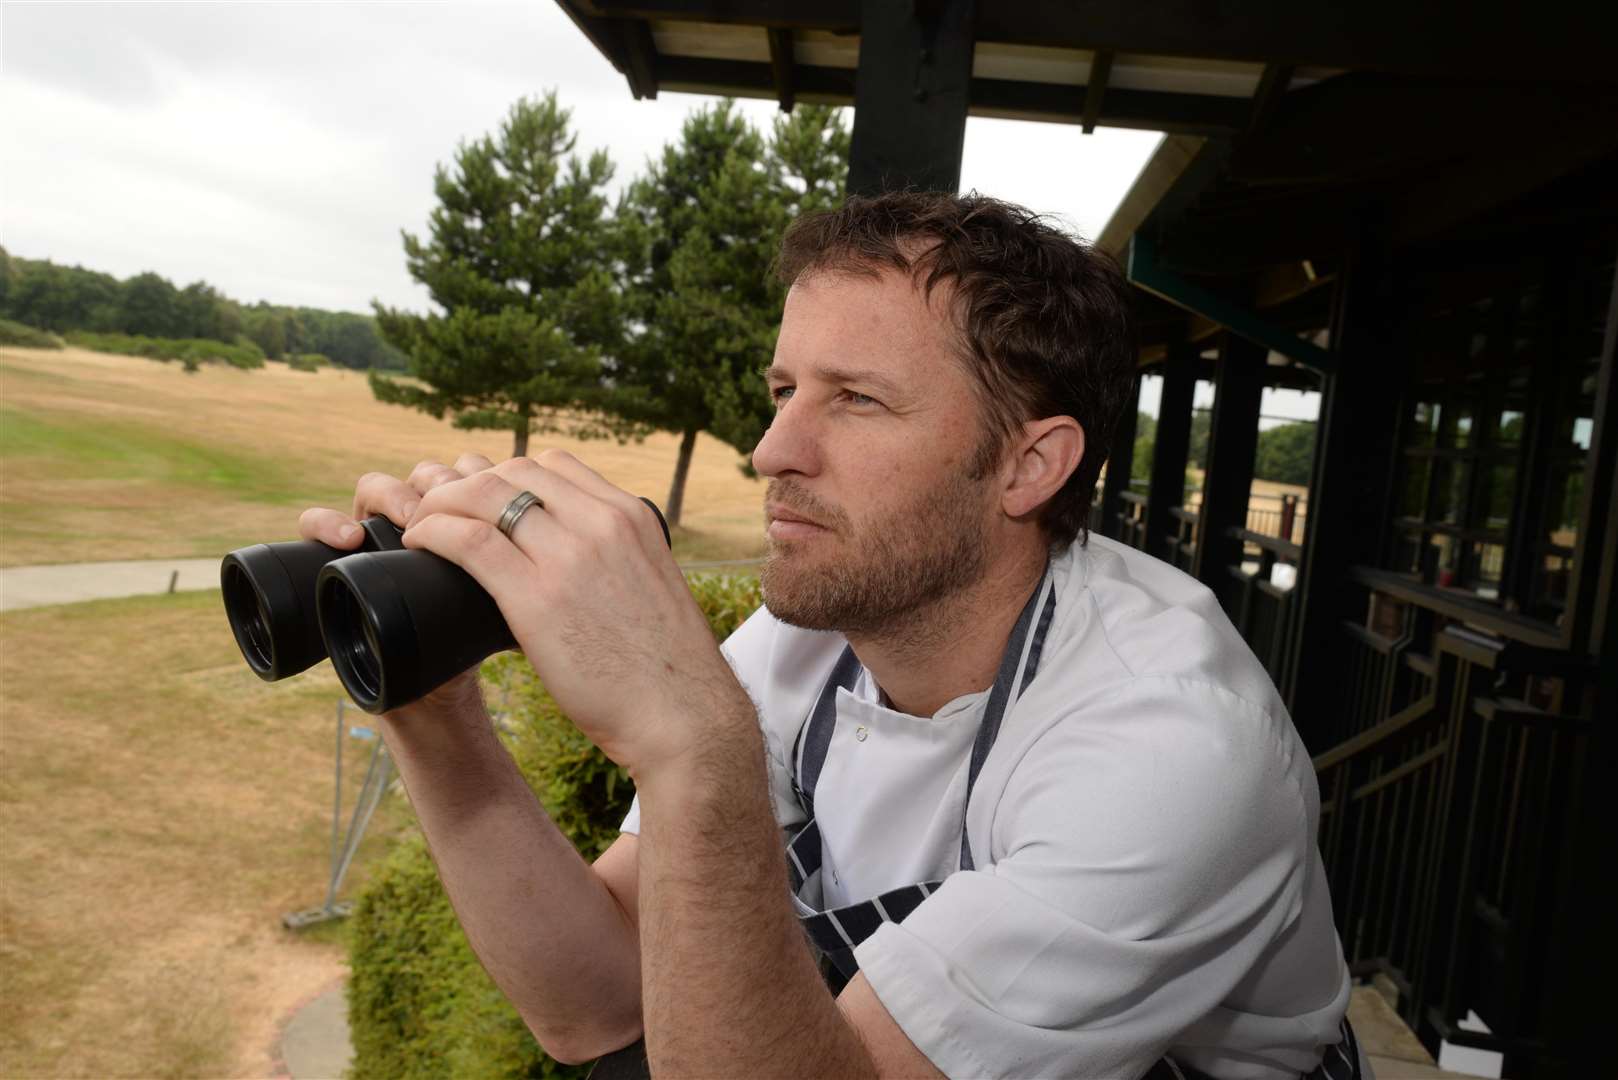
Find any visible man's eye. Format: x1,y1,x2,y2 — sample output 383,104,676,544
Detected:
845,391,878,407
770,386,794,405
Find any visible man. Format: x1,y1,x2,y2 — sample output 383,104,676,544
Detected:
300,192,1359,1078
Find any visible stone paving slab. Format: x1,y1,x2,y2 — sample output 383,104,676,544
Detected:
280,986,352,1080
0,557,223,611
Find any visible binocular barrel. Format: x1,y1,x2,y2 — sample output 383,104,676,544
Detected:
221,498,670,715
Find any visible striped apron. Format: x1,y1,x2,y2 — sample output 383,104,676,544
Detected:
592,568,1361,1079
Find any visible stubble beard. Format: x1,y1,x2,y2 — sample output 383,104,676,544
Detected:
759,468,994,639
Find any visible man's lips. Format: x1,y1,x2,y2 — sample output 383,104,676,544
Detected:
766,504,830,539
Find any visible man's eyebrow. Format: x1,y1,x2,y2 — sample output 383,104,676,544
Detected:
763,364,906,397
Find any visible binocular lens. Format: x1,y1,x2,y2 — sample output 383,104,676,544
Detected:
222,560,275,675
320,572,384,710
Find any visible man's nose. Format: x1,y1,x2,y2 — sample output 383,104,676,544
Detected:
752,400,821,478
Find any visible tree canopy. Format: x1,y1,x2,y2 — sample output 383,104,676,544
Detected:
370,93,633,457
615,102,849,525
0,245,406,371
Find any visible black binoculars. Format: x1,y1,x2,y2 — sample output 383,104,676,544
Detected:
221,499,669,714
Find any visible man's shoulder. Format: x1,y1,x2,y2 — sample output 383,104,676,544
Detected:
1055,536,1285,714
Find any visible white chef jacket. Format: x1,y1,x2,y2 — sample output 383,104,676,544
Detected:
622,535,1352,1079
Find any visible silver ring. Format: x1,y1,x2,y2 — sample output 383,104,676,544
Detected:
496,490,543,539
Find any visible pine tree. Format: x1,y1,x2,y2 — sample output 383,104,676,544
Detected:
616,102,849,527
371,93,632,456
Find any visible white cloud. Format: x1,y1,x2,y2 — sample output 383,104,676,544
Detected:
1,1,1160,314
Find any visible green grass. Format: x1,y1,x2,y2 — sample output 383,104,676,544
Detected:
0,404,309,504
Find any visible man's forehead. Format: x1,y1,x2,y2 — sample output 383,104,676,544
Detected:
782,266,958,343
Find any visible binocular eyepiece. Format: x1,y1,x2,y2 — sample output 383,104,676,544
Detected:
222,499,670,714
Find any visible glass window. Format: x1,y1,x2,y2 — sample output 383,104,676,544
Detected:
1400,460,1431,519
1483,465,1516,530
1431,460,1469,525
1410,401,1441,448
1496,409,1524,445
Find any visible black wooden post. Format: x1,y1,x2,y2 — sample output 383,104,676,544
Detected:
1146,344,1197,563
1194,333,1266,596
846,0,975,195
1285,220,1405,740
1097,374,1140,540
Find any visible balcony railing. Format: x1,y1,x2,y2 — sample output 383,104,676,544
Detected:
1312,572,1592,1078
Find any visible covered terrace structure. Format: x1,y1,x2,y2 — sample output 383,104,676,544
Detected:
555,3,1616,1075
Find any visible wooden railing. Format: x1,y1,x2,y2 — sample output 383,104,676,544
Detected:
1116,490,1149,552
1216,527,1303,694
1311,573,1592,1078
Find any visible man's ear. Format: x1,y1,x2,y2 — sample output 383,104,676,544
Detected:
1001,416,1085,520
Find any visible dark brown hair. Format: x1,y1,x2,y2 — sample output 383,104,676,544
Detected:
776,190,1137,547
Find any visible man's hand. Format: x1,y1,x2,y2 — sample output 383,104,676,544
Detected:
296,453,498,714
396,449,748,776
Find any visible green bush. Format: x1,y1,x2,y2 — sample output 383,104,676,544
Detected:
347,572,762,1080
0,318,64,349
285,352,331,373
63,330,265,370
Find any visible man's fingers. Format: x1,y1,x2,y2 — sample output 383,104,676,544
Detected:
407,469,559,554
298,507,365,548
505,450,671,556
453,452,495,476
353,471,424,527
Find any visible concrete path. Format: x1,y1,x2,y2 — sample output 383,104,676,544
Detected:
0,557,222,611
280,986,352,1080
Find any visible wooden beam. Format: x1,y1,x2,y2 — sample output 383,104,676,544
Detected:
1128,234,1336,373
570,0,1618,82
1194,333,1266,592
1246,63,1292,134
1146,344,1197,563
970,77,1246,136
620,19,659,100
1080,50,1113,135
766,26,795,112
847,0,975,194
1285,218,1405,734
1097,134,1206,256
1098,375,1140,538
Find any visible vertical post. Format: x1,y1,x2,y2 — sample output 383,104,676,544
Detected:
1098,373,1140,541
1287,218,1405,735
846,0,975,195
1146,344,1197,563
1280,493,1298,542
1194,332,1266,594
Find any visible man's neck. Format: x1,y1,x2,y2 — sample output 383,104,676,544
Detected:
846,532,1050,718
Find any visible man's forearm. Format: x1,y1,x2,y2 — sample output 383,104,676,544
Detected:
634,696,877,1078
380,684,642,1062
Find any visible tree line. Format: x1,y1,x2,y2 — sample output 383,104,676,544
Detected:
1131,410,1317,489
0,249,408,371
372,92,850,525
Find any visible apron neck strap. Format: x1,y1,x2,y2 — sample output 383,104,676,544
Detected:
791,562,1059,868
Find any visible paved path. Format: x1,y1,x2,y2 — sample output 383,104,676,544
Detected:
280,986,352,1080
0,557,222,612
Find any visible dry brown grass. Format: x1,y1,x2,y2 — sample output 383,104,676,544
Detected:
0,345,773,1076
0,589,406,1077
0,346,767,567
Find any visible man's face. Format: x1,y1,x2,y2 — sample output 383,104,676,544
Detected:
752,269,1001,635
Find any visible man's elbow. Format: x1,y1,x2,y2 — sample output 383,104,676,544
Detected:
529,1013,644,1067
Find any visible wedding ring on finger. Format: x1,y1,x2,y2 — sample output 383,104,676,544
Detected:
496,490,544,540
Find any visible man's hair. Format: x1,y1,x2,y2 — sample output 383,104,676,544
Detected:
775,190,1138,547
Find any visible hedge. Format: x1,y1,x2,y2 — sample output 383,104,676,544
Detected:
347,571,763,1080
0,317,65,349
63,330,265,371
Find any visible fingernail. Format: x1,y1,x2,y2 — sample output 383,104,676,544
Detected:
339,523,362,543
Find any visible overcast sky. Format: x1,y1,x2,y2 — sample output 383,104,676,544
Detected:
1,1,1162,316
